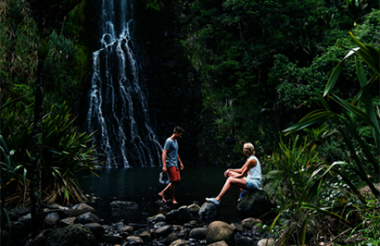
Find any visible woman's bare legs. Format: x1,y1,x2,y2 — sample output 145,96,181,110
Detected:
214,177,248,202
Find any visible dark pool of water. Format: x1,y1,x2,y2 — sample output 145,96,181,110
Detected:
77,165,248,225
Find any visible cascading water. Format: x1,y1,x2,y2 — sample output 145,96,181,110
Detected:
86,0,162,167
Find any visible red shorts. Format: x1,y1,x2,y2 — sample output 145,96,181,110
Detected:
167,166,180,182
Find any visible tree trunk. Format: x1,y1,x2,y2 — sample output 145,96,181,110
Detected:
30,57,44,236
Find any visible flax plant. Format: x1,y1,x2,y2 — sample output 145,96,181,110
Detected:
271,33,380,245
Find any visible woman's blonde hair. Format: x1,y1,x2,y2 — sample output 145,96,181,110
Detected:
243,142,255,156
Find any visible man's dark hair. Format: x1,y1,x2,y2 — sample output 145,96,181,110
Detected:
173,126,184,134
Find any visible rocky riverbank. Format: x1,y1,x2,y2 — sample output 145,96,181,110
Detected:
2,190,277,246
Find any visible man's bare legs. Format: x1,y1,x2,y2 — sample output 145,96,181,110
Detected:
158,183,171,202
214,177,248,202
158,181,179,204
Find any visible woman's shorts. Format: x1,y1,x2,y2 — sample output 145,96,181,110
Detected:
167,166,180,182
245,178,262,191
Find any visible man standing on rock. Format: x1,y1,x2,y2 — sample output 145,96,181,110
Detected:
158,126,185,204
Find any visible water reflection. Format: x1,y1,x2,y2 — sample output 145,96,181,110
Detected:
78,165,245,224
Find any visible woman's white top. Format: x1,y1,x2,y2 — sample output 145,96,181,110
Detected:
246,155,261,180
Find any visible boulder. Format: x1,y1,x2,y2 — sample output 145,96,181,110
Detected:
44,224,99,246
18,213,32,223
166,232,180,245
127,236,144,245
147,213,166,223
83,223,105,242
207,241,229,246
170,239,189,246
206,221,234,244
231,223,244,232
262,170,283,200
48,203,62,209
69,203,96,217
46,212,60,227
257,238,276,246
154,221,167,229
74,212,100,224
187,203,200,216
237,190,274,217
119,225,134,233
109,200,138,209
9,206,30,216
198,202,217,219
29,229,52,246
241,218,262,228
7,211,20,221
166,206,193,223
189,227,207,239
155,225,172,236
138,231,151,242
113,222,125,231
58,217,75,227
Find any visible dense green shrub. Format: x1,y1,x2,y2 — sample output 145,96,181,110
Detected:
1,100,99,206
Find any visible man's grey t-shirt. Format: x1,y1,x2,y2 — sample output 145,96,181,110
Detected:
164,138,178,168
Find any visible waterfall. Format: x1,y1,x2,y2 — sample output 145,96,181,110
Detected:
86,0,162,167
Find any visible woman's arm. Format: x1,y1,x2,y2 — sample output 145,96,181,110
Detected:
225,159,256,178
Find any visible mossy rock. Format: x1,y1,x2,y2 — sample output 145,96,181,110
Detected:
263,170,283,200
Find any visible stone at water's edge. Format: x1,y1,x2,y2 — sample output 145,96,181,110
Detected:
207,240,229,246
74,212,100,224
147,213,166,223
170,239,188,246
198,202,217,219
166,205,194,223
188,203,201,216
206,221,234,244
257,238,276,246
189,227,207,239
237,190,275,217
45,224,99,246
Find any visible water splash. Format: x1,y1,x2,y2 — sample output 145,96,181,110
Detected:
87,0,162,167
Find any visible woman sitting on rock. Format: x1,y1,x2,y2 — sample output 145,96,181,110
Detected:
206,143,262,205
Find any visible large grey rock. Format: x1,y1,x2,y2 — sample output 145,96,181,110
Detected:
206,221,234,244
165,232,180,245
138,231,151,242
29,229,52,246
155,225,172,236
109,200,138,209
70,203,96,217
170,239,189,246
9,206,30,216
263,170,283,200
127,236,144,245
83,223,105,242
241,218,262,228
189,227,207,239
58,217,75,227
112,222,125,231
74,212,100,224
198,202,217,219
44,224,99,246
166,206,193,223
46,212,60,227
147,213,166,223
187,203,200,216
119,225,134,233
18,213,32,223
257,238,276,246
237,190,274,217
207,241,229,246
